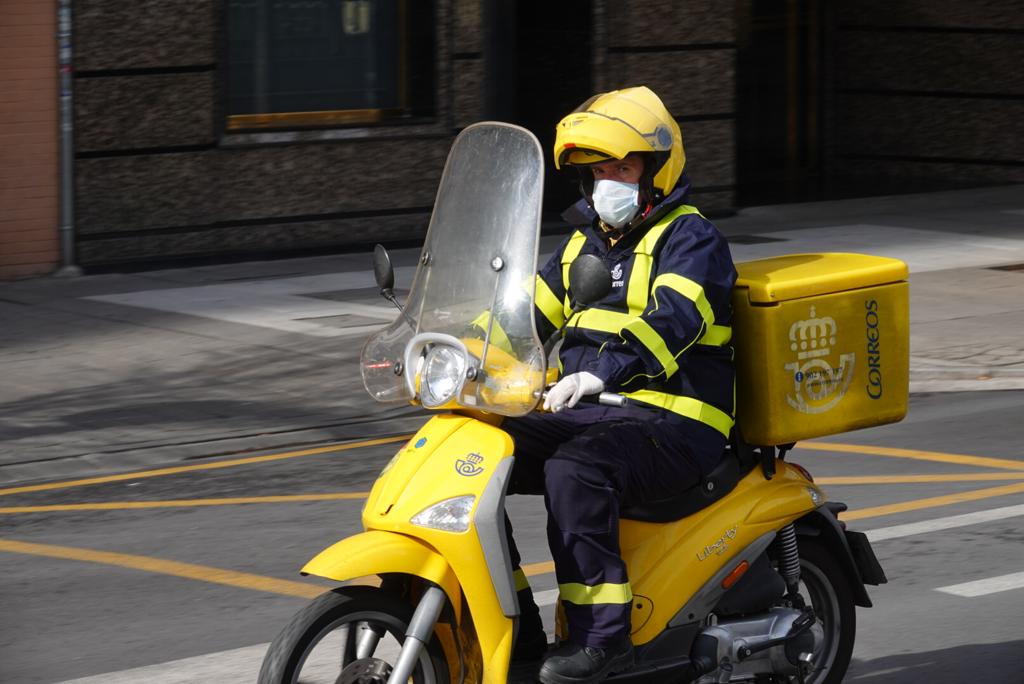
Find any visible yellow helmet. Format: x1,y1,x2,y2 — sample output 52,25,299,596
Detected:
553,86,685,195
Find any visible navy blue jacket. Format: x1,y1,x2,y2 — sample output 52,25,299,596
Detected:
534,175,738,461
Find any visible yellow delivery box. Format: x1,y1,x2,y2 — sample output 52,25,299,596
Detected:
732,253,909,446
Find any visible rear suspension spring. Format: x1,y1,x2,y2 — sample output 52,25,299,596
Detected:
777,524,801,591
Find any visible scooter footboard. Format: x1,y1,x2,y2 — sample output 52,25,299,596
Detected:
302,530,462,620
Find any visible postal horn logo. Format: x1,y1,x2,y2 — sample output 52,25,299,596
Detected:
455,452,485,477
784,306,855,414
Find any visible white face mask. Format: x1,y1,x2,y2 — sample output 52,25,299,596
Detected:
591,179,640,229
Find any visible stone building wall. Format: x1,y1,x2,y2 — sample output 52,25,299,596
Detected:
5,1,1021,273
831,0,1024,190
603,0,737,212
72,0,458,267
0,0,59,279
68,0,740,268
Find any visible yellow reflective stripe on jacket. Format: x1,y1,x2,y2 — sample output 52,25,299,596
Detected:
535,274,565,329
570,305,729,349
634,206,702,256
559,582,633,605
568,307,630,334
560,231,588,276
560,231,588,317
650,272,732,349
626,205,702,315
651,273,714,323
560,205,702,316
513,568,531,592
701,324,732,346
624,389,735,437
626,253,652,315
470,311,513,355
621,317,679,377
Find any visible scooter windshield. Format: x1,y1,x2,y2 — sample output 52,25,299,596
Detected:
361,123,547,416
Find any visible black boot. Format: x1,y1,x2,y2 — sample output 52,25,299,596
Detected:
538,636,634,684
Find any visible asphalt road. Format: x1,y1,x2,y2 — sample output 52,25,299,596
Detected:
1,391,1023,684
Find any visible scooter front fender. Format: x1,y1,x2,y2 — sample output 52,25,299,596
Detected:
302,530,462,622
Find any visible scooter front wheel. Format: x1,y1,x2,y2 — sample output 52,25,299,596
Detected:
257,585,450,684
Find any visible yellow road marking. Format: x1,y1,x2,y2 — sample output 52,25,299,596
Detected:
801,441,1024,472
4,440,1022,593
818,473,1024,485
0,493,370,514
5,480,1024,596
4,472,1023,515
0,435,412,498
0,538,325,598
841,481,1024,521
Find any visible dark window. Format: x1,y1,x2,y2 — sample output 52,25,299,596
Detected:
226,0,435,130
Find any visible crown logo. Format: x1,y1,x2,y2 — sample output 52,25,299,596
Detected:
784,306,855,415
788,306,838,361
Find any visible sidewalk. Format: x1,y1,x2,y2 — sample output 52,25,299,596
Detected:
1,185,1022,484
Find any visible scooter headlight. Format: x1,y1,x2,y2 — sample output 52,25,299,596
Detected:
807,486,825,507
420,345,468,408
410,495,476,532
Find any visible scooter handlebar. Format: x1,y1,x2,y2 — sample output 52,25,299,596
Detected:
539,390,628,410
595,392,628,407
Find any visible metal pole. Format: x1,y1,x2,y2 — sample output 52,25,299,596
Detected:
55,0,81,276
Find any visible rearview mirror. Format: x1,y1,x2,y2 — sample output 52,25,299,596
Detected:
373,243,395,292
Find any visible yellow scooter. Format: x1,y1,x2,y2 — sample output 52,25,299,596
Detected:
258,123,898,684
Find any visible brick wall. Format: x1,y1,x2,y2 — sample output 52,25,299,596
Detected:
0,0,59,280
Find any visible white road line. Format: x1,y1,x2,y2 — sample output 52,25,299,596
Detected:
56,642,270,683
57,637,410,684
863,503,1024,542
936,571,1024,598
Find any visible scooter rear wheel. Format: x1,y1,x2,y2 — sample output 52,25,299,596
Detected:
257,585,450,684
798,541,856,684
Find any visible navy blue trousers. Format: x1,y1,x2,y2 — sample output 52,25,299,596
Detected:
503,405,722,648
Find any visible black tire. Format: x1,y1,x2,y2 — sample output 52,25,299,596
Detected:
257,585,450,684
798,540,857,684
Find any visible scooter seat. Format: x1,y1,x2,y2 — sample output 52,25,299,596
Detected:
620,448,748,523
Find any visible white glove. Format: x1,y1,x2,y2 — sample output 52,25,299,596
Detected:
543,371,605,412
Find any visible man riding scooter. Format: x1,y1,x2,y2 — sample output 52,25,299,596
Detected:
260,108,900,684
502,86,739,684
